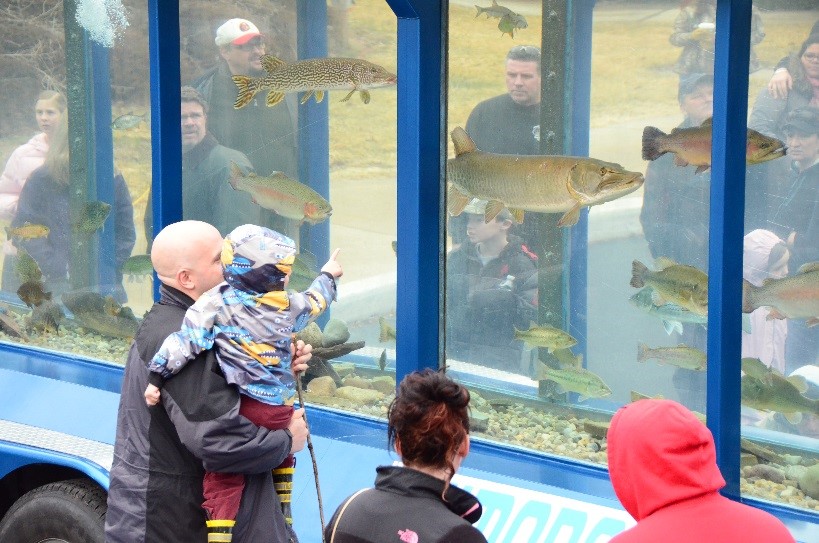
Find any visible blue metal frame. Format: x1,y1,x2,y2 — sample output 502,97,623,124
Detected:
707,0,752,500
387,0,443,384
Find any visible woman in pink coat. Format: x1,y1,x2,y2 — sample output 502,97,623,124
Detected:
0,90,65,291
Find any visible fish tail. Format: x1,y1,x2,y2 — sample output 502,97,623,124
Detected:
228,162,243,189
741,279,756,314
642,126,667,161
637,342,649,363
232,76,260,109
474,5,484,17
630,260,648,288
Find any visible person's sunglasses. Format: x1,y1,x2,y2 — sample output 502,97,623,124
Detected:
233,39,265,52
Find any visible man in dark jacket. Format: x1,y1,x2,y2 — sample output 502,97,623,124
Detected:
446,200,538,373
105,220,310,543
192,18,299,239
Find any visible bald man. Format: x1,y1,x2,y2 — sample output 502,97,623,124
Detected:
106,221,310,543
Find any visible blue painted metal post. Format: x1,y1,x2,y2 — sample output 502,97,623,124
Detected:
708,0,752,500
567,0,595,364
297,0,330,265
386,0,442,383
147,0,182,299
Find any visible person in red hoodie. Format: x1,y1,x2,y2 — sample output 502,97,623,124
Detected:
606,399,795,543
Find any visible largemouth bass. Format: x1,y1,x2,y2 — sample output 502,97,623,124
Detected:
630,258,708,316
533,362,612,402
447,127,643,227
741,373,819,424
642,117,786,173
229,163,332,225
233,55,397,108
741,262,819,326
637,342,707,371
514,322,577,352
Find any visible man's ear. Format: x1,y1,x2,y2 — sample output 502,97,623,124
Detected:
177,268,194,290
394,436,402,457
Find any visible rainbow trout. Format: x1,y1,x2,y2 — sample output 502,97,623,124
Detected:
642,117,786,173
228,163,332,225
446,127,644,227
233,55,397,108
742,262,819,326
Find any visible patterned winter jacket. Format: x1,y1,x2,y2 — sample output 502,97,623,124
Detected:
147,224,336,405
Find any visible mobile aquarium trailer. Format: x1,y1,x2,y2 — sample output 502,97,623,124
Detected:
0,1,817,542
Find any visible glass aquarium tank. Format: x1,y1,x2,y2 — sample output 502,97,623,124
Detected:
0,0,815,523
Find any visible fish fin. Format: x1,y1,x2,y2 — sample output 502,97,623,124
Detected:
695,165,710,174
655,256,677,269
807,317,819,328
447,185,471,216
673,155,689,167
266,91,285,107
741,313,752,334
300,91,313,105
341,89,356,102
232,76,258,109
360,90,371,104
260,54,286,74
650,289,668,307
451,127,478,155
796,262,819,274
577,395,589,403
637,342,648,362
784,412,803,425
787,375,809,394
663,320,683,335
741,279,756,313
700,117,712,127
509,208,525,224
315,90,325,103
228,162,244,190
484,200,505,222
630,260,648,288
641,126,667,161
557,204,581,227
766,308,786,320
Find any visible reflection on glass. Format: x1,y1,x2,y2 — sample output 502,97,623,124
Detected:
175,1,398,414
445,1,818,513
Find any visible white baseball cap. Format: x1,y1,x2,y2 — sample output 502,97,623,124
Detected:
215,18,261,47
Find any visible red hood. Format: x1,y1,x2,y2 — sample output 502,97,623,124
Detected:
607,399,725,521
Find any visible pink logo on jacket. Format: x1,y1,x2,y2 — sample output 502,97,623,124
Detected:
397,529,419,543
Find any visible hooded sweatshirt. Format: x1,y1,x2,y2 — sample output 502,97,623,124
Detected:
0,132,48,220
147,224,336,405
607,399,795,543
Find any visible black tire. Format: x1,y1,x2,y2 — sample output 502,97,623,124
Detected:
0,478,107,543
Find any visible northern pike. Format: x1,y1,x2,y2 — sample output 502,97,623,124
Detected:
229,163,332,225
447,127,644,227
637,342,707,371
533,362,612,402
741,262,819,326
232,55,397,108
630,257,708,316
642,117,786,173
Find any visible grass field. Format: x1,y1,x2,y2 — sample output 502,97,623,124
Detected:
0,2,816,286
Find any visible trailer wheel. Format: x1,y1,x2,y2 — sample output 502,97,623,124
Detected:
0,478,106,543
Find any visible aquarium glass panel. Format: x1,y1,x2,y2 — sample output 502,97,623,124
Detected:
178,0,398,415
446,0,818,514
0,1,145,365
741,1,819,513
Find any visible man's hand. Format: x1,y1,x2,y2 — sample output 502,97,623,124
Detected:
768,69,792,100
144,384,161,406
321,248,343,279
291,339,312,376
288,408,308,454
